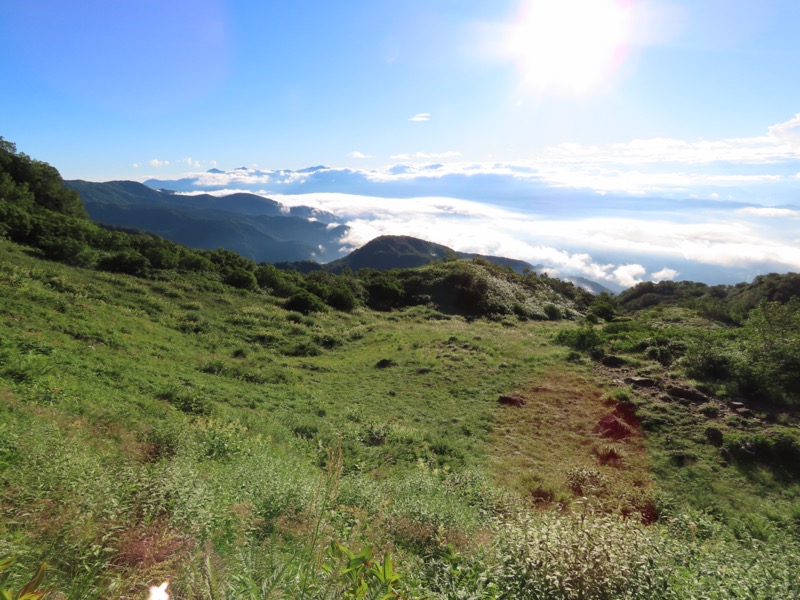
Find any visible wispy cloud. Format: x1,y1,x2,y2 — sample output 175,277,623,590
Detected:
546,132,798,166
147,114,800,287
391,151,462,160
144,115,800,202
408,113,431,122
768,112,800,144
180,157,202,168
149,158,169,168
736,207,800,218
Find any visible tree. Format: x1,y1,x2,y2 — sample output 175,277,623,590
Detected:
0,137,86,218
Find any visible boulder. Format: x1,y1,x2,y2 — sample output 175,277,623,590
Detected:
625,376,659,388
498,393,526,407
666,386,708,403
601,355,626,368
705,427,724,447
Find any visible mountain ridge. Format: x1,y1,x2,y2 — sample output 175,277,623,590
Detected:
65,179,347,263
319,235,613,294
66,180,612,292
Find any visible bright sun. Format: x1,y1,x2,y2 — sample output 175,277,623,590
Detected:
507,0,631,95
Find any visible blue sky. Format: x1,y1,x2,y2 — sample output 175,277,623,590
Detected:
2,0,800,288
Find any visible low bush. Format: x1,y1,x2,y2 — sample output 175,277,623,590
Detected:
284,290,327,314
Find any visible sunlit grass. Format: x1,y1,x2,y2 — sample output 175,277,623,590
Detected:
1,238,799,597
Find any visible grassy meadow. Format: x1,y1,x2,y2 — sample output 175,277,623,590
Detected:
1,237,800,599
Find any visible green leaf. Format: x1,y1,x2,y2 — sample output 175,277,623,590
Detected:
18,563,46,598
0,556,15,575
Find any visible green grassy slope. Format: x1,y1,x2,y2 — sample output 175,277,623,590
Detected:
1,238,799,599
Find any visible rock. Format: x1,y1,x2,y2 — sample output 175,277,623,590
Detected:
735,407,754,418
601,355,626,368
498,393,526,407
625,376,659,388
666,386,708,403
705,427,724,447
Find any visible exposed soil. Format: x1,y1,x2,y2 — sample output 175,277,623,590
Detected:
489,366,653,520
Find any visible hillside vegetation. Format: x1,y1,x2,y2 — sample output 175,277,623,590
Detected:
2,138,800,598
64,180,348,264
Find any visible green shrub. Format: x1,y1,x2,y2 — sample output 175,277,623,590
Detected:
97,250,150,275
157,386,211,415
284,290,327,314
555,326,603,353
325,285,358,312
195,418,248,460
224,268,258,290
544,303,563,320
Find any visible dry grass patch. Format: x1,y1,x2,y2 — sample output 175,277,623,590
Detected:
489,365,653,518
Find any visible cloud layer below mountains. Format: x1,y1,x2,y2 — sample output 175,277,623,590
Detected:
169,182,800,290
150,115,800,289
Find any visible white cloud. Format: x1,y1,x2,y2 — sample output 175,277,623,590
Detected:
651,267,679,282
391,151,462,160
181,157,202,168
736,207,800,218
148,113,800,286
132,163,140,168
611,264,647,288
141,114,800,204
263,191,800,287
767,112,800,144
546,113,800,166
162,160,800,284
149,158,169,168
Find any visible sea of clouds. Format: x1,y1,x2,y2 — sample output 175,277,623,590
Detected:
146,114,800,290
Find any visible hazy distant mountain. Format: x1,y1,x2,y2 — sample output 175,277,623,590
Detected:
551,274,613,295
67,180,338,222
65,180,348,263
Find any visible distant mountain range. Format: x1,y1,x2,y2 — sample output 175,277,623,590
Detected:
65,180,611,294
65,180,348,263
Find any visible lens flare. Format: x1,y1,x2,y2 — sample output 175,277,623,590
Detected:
148,581,170,600
507,0,631,95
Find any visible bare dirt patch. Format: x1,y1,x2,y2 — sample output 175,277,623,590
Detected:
489,365,653,518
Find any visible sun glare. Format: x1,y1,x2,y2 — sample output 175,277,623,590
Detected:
507,0,631,95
